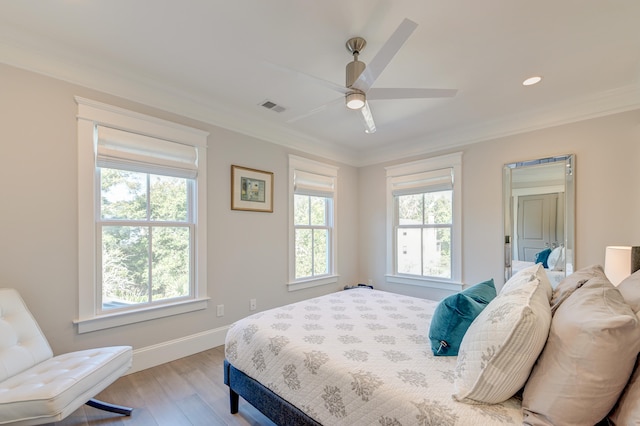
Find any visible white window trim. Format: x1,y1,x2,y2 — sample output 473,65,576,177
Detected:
288,155,339,291
75,97,209,333
385,152,463,292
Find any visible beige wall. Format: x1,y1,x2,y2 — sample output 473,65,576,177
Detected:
2,61,640,362
358,109,640,297
0,63,359,357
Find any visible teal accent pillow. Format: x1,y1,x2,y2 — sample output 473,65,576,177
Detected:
428,278,496,356
535,248,552,268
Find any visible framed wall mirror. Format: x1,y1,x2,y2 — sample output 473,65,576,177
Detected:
503,154,575,286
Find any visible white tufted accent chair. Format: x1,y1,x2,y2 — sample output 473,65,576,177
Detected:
0,288,133,425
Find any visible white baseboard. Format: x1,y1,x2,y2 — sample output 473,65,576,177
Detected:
128,325,230,374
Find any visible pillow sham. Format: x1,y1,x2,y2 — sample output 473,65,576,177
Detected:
428,279,496,356
452,276,552,404
549,264,603,314
617,269,640,313
547,246,565,271
609,356,640,424
501,262,550,294
522,275,640,425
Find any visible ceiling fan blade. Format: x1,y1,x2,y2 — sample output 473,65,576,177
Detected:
360,101,377,134
367,87,458,100
352,18,418,93
286,97,343,123
263,60,347,95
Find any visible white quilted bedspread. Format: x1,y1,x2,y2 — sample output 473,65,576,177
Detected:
225,289,523,425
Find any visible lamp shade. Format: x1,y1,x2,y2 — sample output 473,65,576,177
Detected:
605,246,640,286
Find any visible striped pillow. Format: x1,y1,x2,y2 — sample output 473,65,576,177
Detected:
452,276,552,404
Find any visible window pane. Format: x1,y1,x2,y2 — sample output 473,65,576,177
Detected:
100,169,147,220
398,194,423,225
423,227,451,278
397,228,421,275
150,175,188,221
102,225,149,309
310,196,327,226
295,228,312,279
152,226,190,301
425,190,452,224
313,229,328,275
294,194,309,225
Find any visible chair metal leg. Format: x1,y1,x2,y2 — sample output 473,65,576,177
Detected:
86,398,133,416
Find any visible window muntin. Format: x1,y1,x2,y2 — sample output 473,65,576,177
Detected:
294,194,331,279
395,190,452,278
288,155,338,290
99,168,193,312
76,97,209,333
386,153,462,289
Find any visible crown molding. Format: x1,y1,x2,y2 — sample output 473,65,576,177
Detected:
2,31,639,168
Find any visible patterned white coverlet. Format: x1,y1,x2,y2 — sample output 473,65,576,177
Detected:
225,289,523,425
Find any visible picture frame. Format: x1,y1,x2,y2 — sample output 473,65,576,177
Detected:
231,165,274,212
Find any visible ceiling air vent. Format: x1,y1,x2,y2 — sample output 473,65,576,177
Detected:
260,100,286,113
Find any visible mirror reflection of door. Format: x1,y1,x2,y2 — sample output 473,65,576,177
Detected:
517,193,564,262
503,154,575,284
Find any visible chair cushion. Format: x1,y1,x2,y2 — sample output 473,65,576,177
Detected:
0,346,132,424
0,289,53,382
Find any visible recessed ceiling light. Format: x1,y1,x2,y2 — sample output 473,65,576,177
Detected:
522,76,542,86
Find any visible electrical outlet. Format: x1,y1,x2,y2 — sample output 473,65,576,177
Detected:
250,299,257,311
368,278,373,286
216,304,224,317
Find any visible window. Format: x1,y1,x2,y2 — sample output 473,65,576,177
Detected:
386,153,462,291
76,97,209,333
288,155,338,291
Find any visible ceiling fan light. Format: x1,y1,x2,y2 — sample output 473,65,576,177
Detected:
522,76,542,86
346,92,365,110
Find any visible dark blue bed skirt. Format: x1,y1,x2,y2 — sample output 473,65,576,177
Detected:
224,359,322,425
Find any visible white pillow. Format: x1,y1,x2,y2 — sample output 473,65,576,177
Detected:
524,276,640,425
453,276,552,404
501,262,551,294
547,246,565,271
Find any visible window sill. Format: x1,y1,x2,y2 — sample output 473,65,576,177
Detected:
288,275,338,292
74,297,210,334
386,274,463,292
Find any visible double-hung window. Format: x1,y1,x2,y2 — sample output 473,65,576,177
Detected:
386,153,462,291
288,155,338,291
76,97,209,333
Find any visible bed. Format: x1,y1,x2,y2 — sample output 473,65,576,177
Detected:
511,246,570,288
224,288,522,425
224,264,640,426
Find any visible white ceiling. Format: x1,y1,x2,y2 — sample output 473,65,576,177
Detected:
1,1,639,166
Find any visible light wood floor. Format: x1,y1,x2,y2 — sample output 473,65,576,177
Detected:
52,346,277,426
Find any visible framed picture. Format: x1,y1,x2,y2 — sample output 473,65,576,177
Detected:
231,165,274,212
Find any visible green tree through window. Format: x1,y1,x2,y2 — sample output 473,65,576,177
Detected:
100,168,192,310
294,194,330,279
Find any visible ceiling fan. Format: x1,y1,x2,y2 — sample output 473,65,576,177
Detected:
288,18,458,134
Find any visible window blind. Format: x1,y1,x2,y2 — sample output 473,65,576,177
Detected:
390,168,453,196
294,170,335,198
96,125,198,179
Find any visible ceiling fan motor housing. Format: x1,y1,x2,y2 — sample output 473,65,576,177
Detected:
346,60,365,89
345,36,367,89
